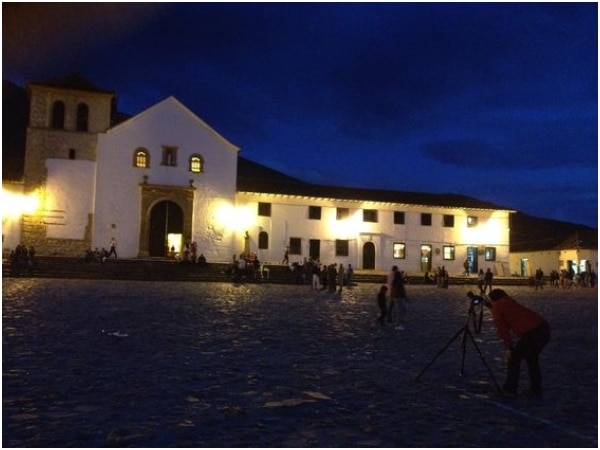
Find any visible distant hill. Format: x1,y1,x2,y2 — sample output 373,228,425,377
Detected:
3,78,597,251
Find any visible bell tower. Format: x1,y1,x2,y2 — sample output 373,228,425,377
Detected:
22,74,115,255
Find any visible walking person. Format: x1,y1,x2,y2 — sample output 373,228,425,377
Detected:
488,289,551,397
477,269,485,294
282,247,289,265
107,237,117,259
392,268,408,330
376,285,388,325
483,268,493,294
337,263,345,294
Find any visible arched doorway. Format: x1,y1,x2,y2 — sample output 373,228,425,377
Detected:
149,201,184,257
363,242,375,269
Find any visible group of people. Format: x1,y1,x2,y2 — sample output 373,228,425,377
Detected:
376,265,408,330
290,258,354,293
548,268,596,289
8,244,36,275
85,237,118,263
227,252,263,282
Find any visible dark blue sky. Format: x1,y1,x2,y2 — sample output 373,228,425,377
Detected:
3,3,598,227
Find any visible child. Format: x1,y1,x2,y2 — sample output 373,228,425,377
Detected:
376,285,388,325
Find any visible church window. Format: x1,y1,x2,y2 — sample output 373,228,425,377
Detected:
134,148,150,168
189,154,204,173
161,146,178,166
76,103,89,131
51,101,65,129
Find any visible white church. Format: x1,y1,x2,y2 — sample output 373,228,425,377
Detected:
2,76,513,275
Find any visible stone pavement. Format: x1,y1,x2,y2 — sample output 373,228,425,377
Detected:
2,279,597,447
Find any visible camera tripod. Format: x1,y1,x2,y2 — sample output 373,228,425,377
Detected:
415,302,501,391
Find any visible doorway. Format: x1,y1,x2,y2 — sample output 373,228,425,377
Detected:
363,242,375,269
420,244,432,273
466,246,479,274
149,201,184,257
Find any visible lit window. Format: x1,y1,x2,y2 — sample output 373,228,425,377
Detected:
443,245,455,260
189,154,204,173
467,216,478,227
485,247,496,261
393,243,406,259
134,148,150,168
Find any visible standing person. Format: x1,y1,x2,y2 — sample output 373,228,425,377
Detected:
107,237,117,259
534,268,544,290
392,268,408,330
376,285,388,325
327,263,338,293
311,263,321,290
386,266,397,324
477,269,485,294
463,259,470,276
337,264,345,294
483,268,494,294
488,289,551,397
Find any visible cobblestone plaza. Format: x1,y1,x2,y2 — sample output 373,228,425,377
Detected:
2,279,597,447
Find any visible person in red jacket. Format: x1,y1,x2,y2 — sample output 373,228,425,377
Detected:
488,289,551,397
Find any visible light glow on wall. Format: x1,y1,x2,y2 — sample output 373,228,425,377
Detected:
330,209,361,238
1,189,40,218
214,201,255,233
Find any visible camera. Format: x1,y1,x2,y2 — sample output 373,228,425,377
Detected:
466,291,484,305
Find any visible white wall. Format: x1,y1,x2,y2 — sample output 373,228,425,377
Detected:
45,159,96,240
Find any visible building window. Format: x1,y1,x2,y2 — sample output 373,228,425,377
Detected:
289,237,302,255
485,247,496,261
134,148,150,168
443,245,455,260
258,202,271,217
394,211,405,225
161,146,178,166
393,242,406,259
308,206,321,220
336,208,350,220
443,214,454,227
68,149,76,160
258,231,269,250
51,101,65,129
309,239,320,260
76,103,89,131
189,154,204,173
335,239,349,257
467,216,478,227
421,213,432,226
363,209,378,223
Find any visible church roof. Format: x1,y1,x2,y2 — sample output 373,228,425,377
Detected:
237,159,512,210
27,73,114,95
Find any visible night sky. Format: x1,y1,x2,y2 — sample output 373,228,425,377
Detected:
3,3,598,227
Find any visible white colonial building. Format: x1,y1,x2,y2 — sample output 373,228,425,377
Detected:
3,76,514,275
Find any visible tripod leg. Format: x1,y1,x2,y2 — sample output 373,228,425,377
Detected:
465,328,501,391
415,326,465,382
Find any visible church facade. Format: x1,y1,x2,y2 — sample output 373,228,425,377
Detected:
5,77,513,275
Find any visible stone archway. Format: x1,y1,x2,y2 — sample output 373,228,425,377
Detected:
149,201,183,257
138,183,195,258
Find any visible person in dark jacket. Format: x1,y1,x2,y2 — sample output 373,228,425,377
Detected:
488,289,551,397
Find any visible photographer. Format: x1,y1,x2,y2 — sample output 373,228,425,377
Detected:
487,289,551,397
